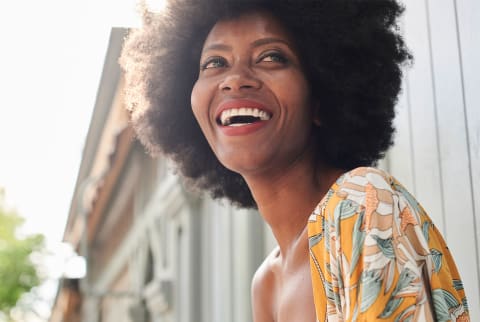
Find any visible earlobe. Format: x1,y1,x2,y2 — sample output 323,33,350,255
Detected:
312,101,322,127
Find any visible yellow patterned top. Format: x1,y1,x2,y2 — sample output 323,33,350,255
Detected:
308,167,469,322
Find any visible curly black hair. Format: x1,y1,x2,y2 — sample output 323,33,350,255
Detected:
120,0,411,208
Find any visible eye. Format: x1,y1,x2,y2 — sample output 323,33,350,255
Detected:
200,56,228,70
258,51,288,64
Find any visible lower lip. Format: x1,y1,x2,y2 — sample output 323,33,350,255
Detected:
219,121,269,136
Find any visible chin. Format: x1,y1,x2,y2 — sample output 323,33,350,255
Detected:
217,152,272,175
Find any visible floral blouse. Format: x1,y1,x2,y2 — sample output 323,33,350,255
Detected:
308,167,469,321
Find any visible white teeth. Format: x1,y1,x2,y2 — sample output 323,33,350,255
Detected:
219,107,272,126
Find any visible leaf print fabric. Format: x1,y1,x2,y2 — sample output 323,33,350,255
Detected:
308,167,469,322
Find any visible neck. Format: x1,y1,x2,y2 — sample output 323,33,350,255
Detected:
243,154,342,257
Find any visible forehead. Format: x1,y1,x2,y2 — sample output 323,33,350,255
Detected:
202,11,293,48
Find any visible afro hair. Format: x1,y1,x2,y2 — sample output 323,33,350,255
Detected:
120,0,411,208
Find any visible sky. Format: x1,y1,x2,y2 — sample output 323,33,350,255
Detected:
0,0,143,244
0,0,162,320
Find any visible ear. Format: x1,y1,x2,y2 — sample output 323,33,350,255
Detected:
312,99,322,127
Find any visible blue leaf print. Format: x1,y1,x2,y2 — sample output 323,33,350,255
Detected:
336,257,344,290
326,262,332,275
393,268,417,295
430,248,443,273
324,188,335,203
379,297,404,318
393,305,416,322
334,200,358,223
324,279,335,302
350,209,365,273
309,233,323,248
443,289,460,308
372,235,395,259
333,291,342,309
462,297,469,312
452,279,464,291
422,221,430,242
380,268,416,318
324,216,331,253
360,270,382,312
432,289,459,322
392,183,422,215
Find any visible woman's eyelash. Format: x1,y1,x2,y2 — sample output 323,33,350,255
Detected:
200,52,288,71
200,57,228,70
258,52,288,64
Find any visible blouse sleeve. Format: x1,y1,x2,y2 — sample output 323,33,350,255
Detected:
308,167,470,321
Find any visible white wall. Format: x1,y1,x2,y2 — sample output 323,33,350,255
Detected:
388,0,480,319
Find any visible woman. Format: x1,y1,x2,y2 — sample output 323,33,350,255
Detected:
120,0,470,320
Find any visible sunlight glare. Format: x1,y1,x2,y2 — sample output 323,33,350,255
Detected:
145,0,167,13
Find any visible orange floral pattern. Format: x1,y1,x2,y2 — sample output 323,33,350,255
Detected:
308,167,469,321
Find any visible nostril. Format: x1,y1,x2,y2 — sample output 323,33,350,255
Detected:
219,73,261,91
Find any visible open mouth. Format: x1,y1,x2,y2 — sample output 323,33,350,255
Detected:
217,108,272,127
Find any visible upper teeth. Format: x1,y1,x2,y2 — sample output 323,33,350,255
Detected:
219,108,271,126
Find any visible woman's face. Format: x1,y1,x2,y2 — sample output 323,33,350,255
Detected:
191,11,315,177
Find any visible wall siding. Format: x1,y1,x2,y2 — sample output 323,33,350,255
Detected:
456,0,480,302
390,0,480,319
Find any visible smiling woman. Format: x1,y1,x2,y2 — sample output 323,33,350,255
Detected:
191,11,313,178
120,0,410,209
120,0,470,321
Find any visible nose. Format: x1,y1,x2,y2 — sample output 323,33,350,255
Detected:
219,66,262,92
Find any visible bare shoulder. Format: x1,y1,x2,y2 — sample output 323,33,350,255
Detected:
251,247,278,322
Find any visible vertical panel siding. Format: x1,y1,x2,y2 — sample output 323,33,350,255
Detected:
200,200,213,322
456,0,480,315
209,201,233,321
231,208,265,322
426,1,480,318
402,0,446,232
388,74,415,192
390,0,480,319
427,0,472,242
198,200,264,322
231,209,253,322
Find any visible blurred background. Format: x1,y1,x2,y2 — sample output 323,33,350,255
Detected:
0,0,478,321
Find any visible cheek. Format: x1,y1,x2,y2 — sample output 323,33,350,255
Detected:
191,80,216,142
278,73,312,115
279,74,315,139
190,80,211,132
190,81,202,122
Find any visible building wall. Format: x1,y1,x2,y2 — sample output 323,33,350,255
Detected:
388,0,480,319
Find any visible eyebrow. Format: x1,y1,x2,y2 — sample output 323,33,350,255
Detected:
202,37,294,54
251,37,293,49
202,43,232,53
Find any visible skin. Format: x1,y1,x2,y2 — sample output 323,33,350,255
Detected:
191,11,344,322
